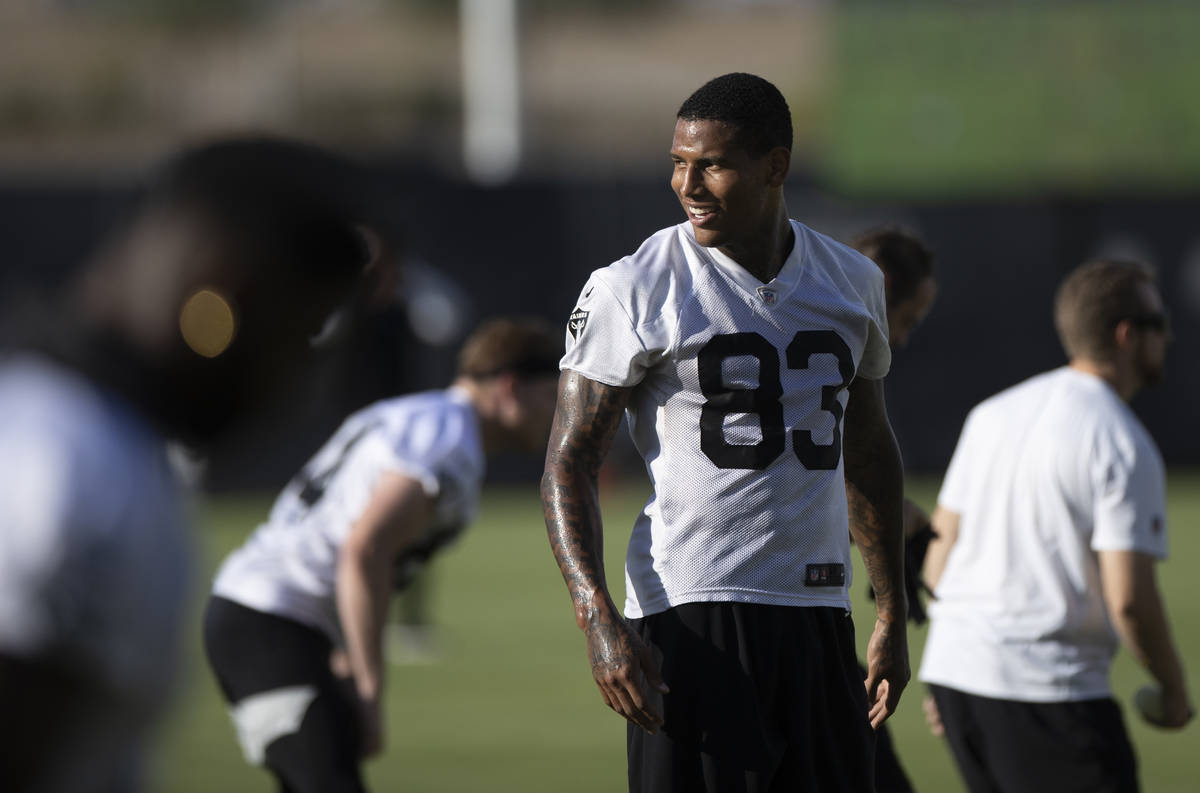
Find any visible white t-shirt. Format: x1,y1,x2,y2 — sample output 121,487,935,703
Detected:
919,367,1168,702
0,354,190,792
213,387,485,643
561,220,891,618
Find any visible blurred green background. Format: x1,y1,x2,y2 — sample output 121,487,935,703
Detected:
156,472,1200,793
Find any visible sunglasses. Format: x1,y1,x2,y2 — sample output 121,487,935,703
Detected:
1120,310,1171,334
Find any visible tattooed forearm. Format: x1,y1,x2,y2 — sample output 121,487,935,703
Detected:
843,376,907,623
541,371,632,627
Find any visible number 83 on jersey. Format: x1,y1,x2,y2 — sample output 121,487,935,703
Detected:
698,330,855,472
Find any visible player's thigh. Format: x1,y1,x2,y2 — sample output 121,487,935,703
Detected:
928,685,1004,793
202,596,332,699
628,604,871,793
264,687,366,793
202,596,364,789
936,687,1138,793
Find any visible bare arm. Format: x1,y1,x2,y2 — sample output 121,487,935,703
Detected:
843,375,909,728
540,370,667,733
1099,549,1194,728
923,506,961,591
336,471,435,756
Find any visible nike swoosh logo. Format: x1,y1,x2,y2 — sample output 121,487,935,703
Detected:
584,287,594,298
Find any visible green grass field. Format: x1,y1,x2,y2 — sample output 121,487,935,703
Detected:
153,472,1200,792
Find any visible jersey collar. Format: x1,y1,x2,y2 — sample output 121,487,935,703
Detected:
687,220,808,308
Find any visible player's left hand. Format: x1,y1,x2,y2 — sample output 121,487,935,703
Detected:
864,617,909,729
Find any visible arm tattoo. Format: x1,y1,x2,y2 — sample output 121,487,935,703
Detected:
843,377,907,622
541,371,631,626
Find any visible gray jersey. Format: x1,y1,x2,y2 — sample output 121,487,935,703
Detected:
213,387,485,642
561,220,891,618
0,355,190,793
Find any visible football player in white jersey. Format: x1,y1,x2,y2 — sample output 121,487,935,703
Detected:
0,137,370,793
852,225,938,793
203,317,560,793
542,73,909,793
920,259,1193,793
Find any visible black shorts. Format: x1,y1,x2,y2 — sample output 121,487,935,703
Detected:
929,684,1138,793
627,602,874,793
202,596,366,793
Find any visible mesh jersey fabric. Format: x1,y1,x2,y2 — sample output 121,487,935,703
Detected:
560,220,891,618
213,387,485,643
920,367,1168,702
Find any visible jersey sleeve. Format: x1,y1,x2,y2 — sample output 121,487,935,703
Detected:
856,262,891,380
1090,426,1168,559
559,269,666,388
384,408,483,529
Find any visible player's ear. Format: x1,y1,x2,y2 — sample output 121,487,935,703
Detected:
765,146,790,187
1113,319,1136,349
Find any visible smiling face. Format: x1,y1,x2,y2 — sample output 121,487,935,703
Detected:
670,119,788,255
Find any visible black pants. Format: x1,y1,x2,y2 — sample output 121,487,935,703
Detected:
929,684,1138,793
203,596,366,793
627,603,874,793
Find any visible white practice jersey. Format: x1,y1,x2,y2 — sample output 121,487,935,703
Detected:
919,367,1168,702
561,220,891,618
213,387,484,643
0,354,190,792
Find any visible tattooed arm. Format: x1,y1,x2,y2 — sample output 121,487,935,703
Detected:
541,370,668,733
843,375,909,729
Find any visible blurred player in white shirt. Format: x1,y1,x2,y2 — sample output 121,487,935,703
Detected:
0,137,371,793
542,73,909,793
203,317,560,793
920,259,1194,793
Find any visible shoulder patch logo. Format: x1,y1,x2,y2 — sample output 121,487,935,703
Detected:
568,308,589,339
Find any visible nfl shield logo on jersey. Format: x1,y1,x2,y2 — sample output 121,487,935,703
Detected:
568,308,589,339
757,286,778,306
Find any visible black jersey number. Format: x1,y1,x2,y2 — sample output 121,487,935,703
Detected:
698,331,854,470
295,424,375,507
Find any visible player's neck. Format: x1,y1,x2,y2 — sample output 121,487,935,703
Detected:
454,376,507,454
718,208,794,283
1068,359,1140,402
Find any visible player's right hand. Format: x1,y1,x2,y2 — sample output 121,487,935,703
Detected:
1160,686,1195,730
583,606,669,734
357,695,384,758
922,692,944,737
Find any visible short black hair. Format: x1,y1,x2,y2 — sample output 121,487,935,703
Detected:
144,137,371,287
851,226,936,306
677,72,793,156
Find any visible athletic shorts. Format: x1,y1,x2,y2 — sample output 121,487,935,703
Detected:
202,596,366,793
627,603,874,793
929,684,1138,793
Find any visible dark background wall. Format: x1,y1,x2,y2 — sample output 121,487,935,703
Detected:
3,168,1196,488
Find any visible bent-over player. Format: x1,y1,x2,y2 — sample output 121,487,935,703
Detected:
204,317,560,793
542,72,909,793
